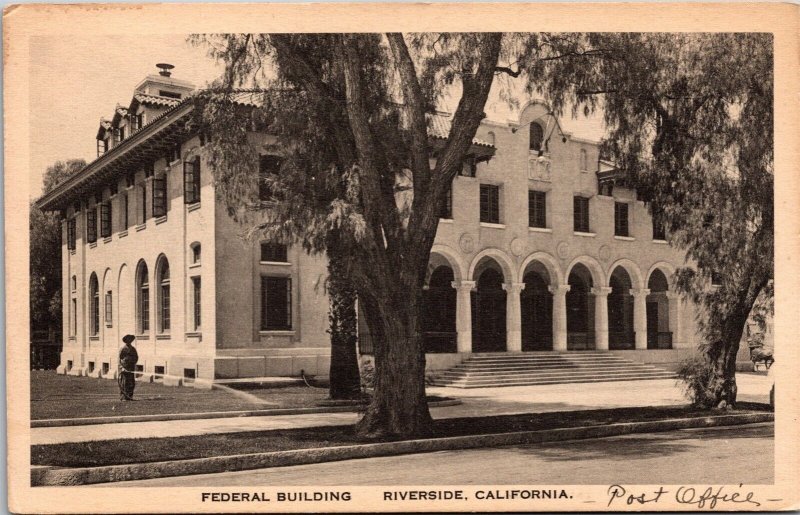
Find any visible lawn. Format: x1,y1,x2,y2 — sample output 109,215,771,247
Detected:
31,371,331,420
31,403,771,468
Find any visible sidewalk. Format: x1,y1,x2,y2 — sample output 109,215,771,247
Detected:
31,375,771,446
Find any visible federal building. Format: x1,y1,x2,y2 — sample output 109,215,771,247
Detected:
36,65,708,387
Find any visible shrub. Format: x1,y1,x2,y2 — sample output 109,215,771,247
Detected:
676,354,720,408
359,358,375,391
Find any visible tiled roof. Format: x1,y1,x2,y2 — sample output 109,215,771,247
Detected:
427,113,494,148
133,93,182,108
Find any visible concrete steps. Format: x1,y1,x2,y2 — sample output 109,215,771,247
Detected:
429,351,677,388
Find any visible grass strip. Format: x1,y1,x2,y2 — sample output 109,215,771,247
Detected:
32,403,770,468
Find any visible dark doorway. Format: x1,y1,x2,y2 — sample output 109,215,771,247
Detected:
471,267,507,352
521,270,553,350
608,267,635,350
646,269,672,349
567,264,595,350
421,266,457,353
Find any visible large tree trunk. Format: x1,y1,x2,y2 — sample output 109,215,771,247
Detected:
327,246,361,400
703,300,755,408
355,283,432,438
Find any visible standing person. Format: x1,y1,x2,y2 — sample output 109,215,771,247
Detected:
118,334,139,401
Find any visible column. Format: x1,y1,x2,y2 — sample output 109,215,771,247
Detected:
592,286,612,350
549,284,570,351
666,291,681,348
502,282,526,352
452,280,475,353
631,288,650,350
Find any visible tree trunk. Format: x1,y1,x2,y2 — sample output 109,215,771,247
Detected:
704,307,750,408
327,249,362,400
356,285,432,439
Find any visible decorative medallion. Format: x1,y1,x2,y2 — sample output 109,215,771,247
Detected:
510,237,526,257
598,245,612,263
556,241,570,259
459,233,476,254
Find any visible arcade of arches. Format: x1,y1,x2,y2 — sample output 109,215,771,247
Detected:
418,252,681,353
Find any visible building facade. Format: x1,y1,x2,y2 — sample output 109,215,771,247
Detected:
38,66,703,385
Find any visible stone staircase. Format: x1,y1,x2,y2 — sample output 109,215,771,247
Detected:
428,352,677,388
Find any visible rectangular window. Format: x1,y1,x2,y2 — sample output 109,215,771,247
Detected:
573,196,590,233
100,202,112,237
160,282,170,332
479,184,500,224
113,128,121,145
437,182,453,219
70,298,77,336
261,243,288,263
184,158,201,204
652,207,666,240
119,126,125,141
105,291,113,327
259,155,282,201
120,193,128,230
170,142,182,163
67,218,77,250
614,202,629,237
192,276,201,330
528,190,547,228
140,284,149,333
152,177,167,218
261,276,292,330
140,183,147,223
86,208,97,243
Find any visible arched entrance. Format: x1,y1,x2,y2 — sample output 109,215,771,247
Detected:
472,266,507,352
521,264,553,351
421,265,457,353
647,269,672,349
567,264,595,350
609,267,635,349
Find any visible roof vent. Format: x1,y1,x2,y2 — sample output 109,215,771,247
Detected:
156,63,175,77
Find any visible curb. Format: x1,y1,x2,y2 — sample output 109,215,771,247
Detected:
30,399,462,428
31,412,773,486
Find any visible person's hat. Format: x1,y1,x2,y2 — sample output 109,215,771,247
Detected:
122,334,136,344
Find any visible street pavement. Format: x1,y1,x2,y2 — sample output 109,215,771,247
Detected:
110,422,774,486
32,374,772,445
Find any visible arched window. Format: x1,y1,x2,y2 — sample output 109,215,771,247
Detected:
580,148,588,171
529,122,544,152
136,261,150,333
157,257,170,333
190,242,201,264
89,273,99,336
486,131,496,146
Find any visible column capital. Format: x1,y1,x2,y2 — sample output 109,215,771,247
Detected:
502,282,526,293
591,286,613,297
452,280,476,291
548,284,571,295
629,288,651,298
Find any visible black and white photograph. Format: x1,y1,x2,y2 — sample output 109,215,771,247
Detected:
5,2,799,512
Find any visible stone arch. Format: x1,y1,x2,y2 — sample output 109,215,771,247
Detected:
429,244,466,284
468,248,517,284
607,258,644,290
646,261,677,290
519,251,563,287
565,255,605,288
517,100,552,127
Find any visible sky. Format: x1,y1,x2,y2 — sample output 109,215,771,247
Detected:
28,34,223,197
28,34,605,198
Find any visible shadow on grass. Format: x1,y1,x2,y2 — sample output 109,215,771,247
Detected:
32,404,772,468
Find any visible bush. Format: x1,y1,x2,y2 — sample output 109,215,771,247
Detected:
359,358,375,391
676,355,721,408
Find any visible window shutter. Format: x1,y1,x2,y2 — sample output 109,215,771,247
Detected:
67,218,77,250
152,177,167,217
87,208,97,243
100,202,112,237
